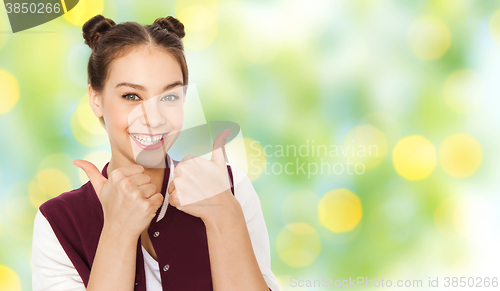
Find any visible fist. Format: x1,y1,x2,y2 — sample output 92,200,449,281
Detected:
167,129,238,221
73,160,164,238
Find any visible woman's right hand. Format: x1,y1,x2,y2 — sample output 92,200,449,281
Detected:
73,159,164,239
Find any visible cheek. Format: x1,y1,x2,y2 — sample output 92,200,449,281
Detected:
169,108,184,130
103,104,132,133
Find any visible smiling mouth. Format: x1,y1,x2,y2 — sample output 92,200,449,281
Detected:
129,133,168,146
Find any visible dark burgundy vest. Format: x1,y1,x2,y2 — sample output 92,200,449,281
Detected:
39,155,235,290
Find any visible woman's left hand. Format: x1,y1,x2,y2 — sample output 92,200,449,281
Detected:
167,129,240,223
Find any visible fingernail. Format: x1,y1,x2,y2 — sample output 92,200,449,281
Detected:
224,130,231,139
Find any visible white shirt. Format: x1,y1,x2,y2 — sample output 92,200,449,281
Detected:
31,163,280,291
141,245,163,290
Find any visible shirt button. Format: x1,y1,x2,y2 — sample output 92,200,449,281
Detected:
163,264,170,271
153,231,160,238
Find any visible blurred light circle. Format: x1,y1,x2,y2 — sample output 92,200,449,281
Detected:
0,69,19,115
29,180,49,209
38,152,75,174
443,70,485,114
70,95,108,147
177,5,217,50
276,222,321,268
489,10,500,47
5,195,34,226
36,153,81,200
36,168,72,198
78,150,111,184
4,222,33,242
318,189,362,233
407,16,451,60
439,134,482,178
244,138,267,181
361,112,401,146
3,181,37,225
62,0,104,27
393,135,436,180
0,265,21,291
342,124,387,169
75,94,106,135
436,196,497,240
281,189,320,226
434,197,464,239
460,196,497,239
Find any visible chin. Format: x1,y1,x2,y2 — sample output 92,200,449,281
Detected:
133,149,167,169
134,154,167,169
131,143,167,169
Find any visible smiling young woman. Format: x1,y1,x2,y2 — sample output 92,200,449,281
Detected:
30,15,280,291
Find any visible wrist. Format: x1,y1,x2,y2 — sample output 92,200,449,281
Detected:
102,222,139,243
202,195,244,230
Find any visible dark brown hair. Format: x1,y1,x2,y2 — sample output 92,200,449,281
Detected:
82,15,188,126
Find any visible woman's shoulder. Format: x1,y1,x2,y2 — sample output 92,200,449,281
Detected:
38,181,100,220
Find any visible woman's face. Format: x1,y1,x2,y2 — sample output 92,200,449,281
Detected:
89,45,185,168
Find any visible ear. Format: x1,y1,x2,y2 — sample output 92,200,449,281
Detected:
88,84,103,118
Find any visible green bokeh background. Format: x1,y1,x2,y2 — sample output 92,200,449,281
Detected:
1,0,500,290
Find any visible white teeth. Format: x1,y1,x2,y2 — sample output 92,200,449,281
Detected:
131,133,164,146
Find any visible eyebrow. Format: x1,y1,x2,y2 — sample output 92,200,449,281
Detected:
115,81,184,92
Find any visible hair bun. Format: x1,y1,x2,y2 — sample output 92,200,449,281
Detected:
153,16,185,39
82,15,116,50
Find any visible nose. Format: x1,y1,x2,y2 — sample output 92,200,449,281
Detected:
139,98,165,128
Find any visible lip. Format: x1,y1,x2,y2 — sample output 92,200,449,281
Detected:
129,132,168,151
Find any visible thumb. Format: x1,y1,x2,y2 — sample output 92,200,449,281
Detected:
211,129,231,167
73,159,107,197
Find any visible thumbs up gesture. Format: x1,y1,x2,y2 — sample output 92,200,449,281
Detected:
167,129,237,222
73,160,164,239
